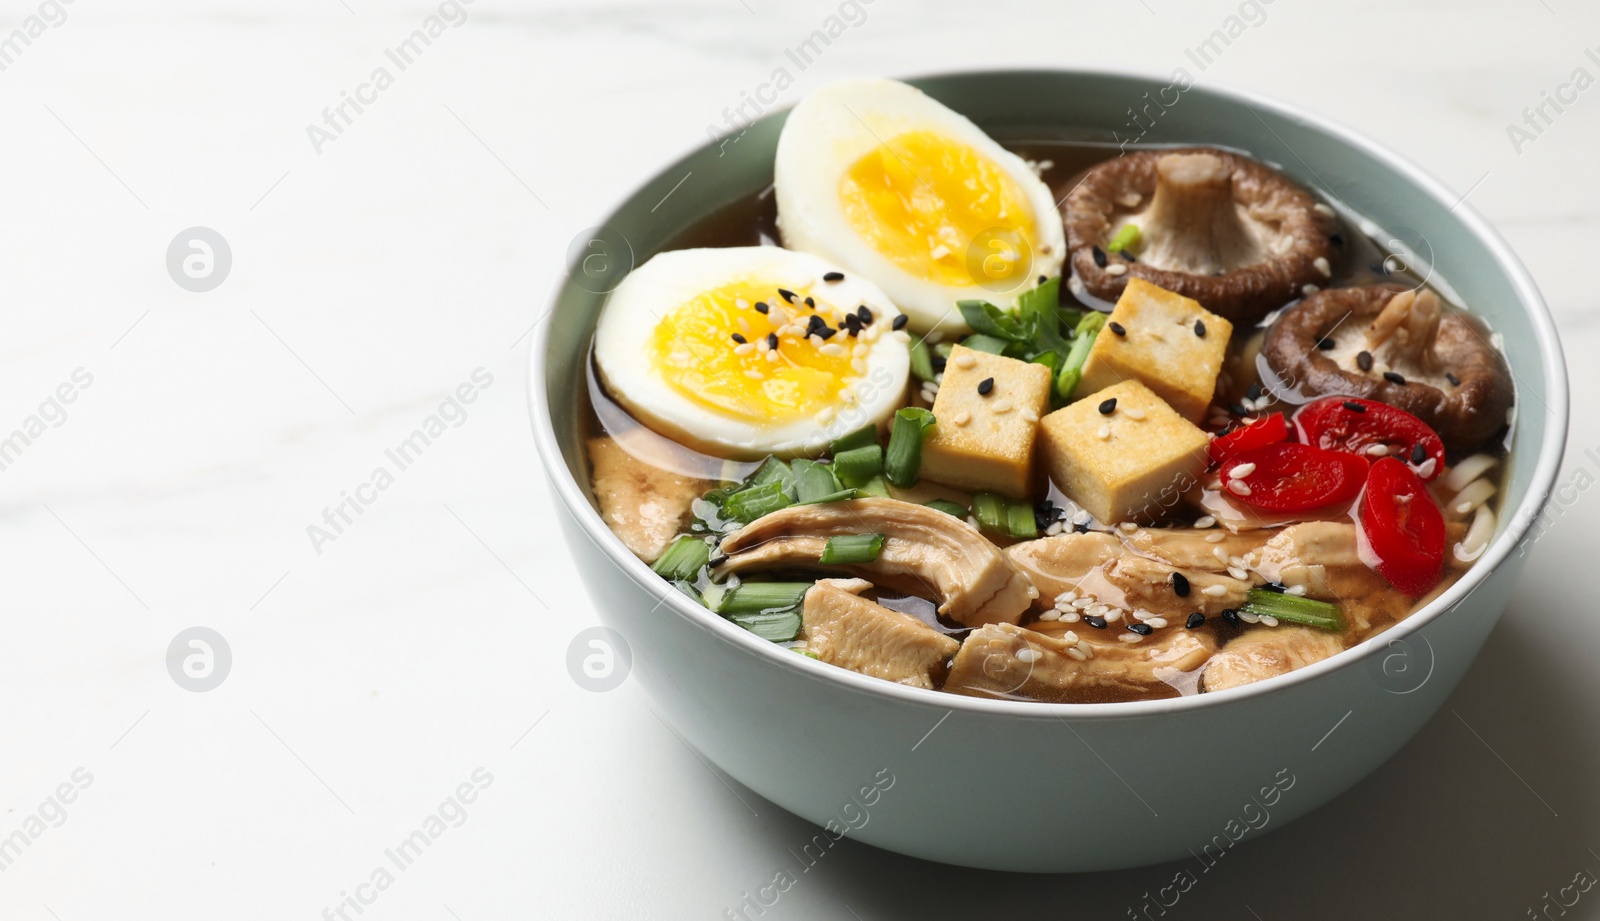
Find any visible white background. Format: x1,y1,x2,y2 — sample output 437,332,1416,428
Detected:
2,0,1599,918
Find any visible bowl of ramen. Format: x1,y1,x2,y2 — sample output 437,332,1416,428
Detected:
530,70,1568,872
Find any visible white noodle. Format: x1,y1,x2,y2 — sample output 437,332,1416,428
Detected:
1450,477,1497,517
1442,453,1499,493
1455,505,1496,562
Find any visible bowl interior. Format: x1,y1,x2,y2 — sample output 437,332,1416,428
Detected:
537,69,1565,706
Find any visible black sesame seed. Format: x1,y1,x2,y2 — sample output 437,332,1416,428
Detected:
766,333,779,350
1123,252,1137,264
1185,611,1206,629
1356,350,1373,372
1108,321,1127,337
1172,572,1191,597
931,355,947,373
1092,246,1108,268
1330,233,1344,247
857,305,874,325
754,302,770,315
1317,337,1336,350
1073,521,1092,534
1038,275,1048,285
1230,403,1250,417
1343,400,1367,413
977,377,995,396
892,314,909,331
817,326,837,340
1085,615,1108,630
730,333,746,344
1411,443,1427,465
1446,372,1461,386
823,271,845,282
806,314,825,331
1194,319,1207,338
1128,623,1154,636
1383,370,1408,385
1246,382,1262,401
1098,397,1117,415
804,296,815,308
1034,500,1064,530
707,554,728,568
1260,581,1288,594
1221,608,1241,627
777,288,796,303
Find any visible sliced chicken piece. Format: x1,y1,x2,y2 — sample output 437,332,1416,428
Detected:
801,579,959,690
1008,530,1252,621
944,622,1215,703
713,498,1035,627
587,436,710,563
1203,626,1347,692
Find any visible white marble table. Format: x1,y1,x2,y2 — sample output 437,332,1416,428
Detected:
3,1,1598,918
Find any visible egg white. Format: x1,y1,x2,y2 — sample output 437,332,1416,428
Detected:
775,78,1066,334
593,246,910,459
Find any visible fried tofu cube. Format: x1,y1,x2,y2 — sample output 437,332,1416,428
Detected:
920,345,1052,497
1078,278,1232,422
1038,380,1209,525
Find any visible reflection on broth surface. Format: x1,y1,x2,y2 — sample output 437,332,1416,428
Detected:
580,103,1513,704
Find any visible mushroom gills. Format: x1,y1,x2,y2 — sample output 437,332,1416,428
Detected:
1115,152,1273,276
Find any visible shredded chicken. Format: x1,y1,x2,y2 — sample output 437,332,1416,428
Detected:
801,579,959,690
945,621,1214,702
587,436,709,563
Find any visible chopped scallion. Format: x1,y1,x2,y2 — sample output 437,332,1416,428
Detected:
727,607,803,642
972,491,1007,533
830,423,878,454
1240,587,1344,631
960,333,1010,355
1107,223,1142,254
957,299,1027,342
724,481,793,523
924,499,968,518
716,581,813,616
652,535,711,581
856,474,891,498
745,456,795,493
1005,498,1038,539
819,533,886,565
909,337,936,382
831,444,883,488
791,459,847,504
1055,311,1107,402
885,407,937,488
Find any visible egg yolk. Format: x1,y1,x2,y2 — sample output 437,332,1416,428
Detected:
840,129,1036,288
648,281,857,422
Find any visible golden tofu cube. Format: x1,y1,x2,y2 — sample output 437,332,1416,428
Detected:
1038,379,1209,525
921,345,1052,497
1078,278,1233,422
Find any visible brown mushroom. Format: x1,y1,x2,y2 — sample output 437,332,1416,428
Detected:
1261,284,1514,450
1064,147,1340,323
711,497,1034,627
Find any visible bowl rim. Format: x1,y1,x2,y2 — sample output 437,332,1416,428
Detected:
528,66,1570,720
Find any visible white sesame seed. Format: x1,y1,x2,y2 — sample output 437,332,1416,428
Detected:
1146,617,1168,629
735,298,749,309
1046,521,1064,535
1066,647,1088,661
1366,443,1390,457
1020,408,1039,423
1038,609,1061,622
1313,203,1336,217
1105,264,1128,276
1259,615,1280,627
1105,609,1125,623
1062,630,1079,644
738,317,752,335
809,334,824,348
1206,531,1227,543
1119,521,1139,533
1228,566,1249,581
1285,585,1307,596
1097,424,1113,440
1302,284,1320,296
766,350,780,363
1056,590,1078,604
1195,515,1216,528
953,411,971,426
817,407,835,424
820,343,846,357
1119,633,1143,643
1228,555,1246,568
1231,462,1258,478
744,369,764,380
1076,641,1095,659
1123,407,1146,420
954,352,977,369
734,342,755,356
1314,256,1332,277
1238,610,1262,624
1213,546,1230,563
1416,457,1438,478
1455,501,1472,514
992,400,1013,414
1227,479,1252,497
1016,647,1041,664
1202,584,1228,597
851,359,866,374
1061,610,1081,623
893,330,910,343
853,344,869,358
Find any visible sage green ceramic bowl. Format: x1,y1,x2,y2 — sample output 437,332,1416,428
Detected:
529,70,1567,872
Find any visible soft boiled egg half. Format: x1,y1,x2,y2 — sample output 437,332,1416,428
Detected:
775,78,1065,333
593,246,910,459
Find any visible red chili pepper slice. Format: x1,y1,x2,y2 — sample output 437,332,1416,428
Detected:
1357,457,1446,596
1218,442,1369,512
1292,397,1445,481
1208,412,1289,466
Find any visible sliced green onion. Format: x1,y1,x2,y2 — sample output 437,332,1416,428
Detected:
724,481,793,523
819,533,886,564
971,491,1007,533
652,535,711,581
933,341,955,359
909,337,936,382
831,444,883,488
924,498,968,518
1107,223,1142,254
1018,276,1071,355
1030,349,1062,378
957,299,1027,342
716,581,812,615
1005,499,1038,539
856,474,891,498
960,333,1010,355
728,607,803,642
1056,311,1107,402
791,459,850,505
1240,587,1344,631
671,579,704,605
745,456,795,493
830,423,878,454
885,407,937,488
